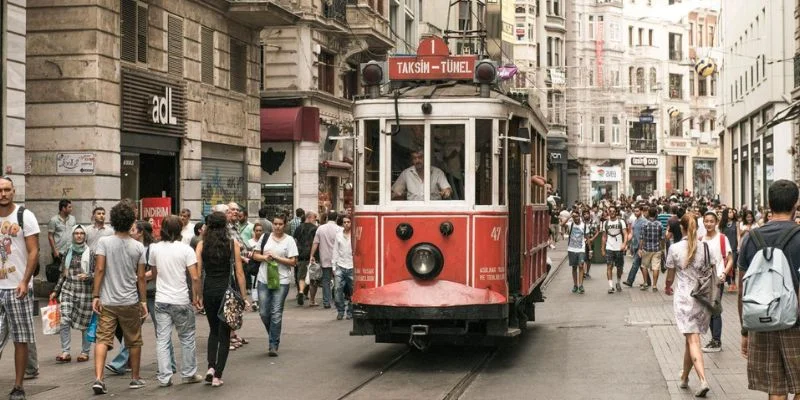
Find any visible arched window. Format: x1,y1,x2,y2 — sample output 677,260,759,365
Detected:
649,67,658,92
636,67,645,93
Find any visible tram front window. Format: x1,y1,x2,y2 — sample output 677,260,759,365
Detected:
431,124,464,201
389,124,464,201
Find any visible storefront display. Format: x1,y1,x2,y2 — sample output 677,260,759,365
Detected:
589,166,622,203
693,160,716,199
628,156,658,199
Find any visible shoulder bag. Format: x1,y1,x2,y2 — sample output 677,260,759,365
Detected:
690,242,722,316
218,243,245,330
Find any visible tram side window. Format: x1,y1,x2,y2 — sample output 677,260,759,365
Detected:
390,125,425,201
498,121,507,206
364,120,380,205
475,119,493,205
431,124,464,201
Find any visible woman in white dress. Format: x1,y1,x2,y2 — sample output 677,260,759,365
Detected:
665,214,720,397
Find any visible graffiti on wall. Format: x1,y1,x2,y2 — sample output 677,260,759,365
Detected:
201,167,245,216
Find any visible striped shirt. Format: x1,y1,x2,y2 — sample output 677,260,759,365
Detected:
657,212,672,231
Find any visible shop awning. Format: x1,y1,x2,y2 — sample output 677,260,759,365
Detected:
260,106,320,142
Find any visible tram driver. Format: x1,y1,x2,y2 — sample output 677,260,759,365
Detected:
391,149,452,201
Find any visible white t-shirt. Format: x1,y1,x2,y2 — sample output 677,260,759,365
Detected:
257,234,299,285
332,231,353,269
181,223,195,245
702,232,731,277
150,241,198,305
603,218,627,251
0,205,40,290
696,217,706,241
565,222,586,253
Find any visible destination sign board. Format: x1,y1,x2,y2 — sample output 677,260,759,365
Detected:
387,36,478,81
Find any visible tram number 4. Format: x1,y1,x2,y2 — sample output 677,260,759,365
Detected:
490,227,502,241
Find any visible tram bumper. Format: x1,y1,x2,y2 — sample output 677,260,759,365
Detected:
350,280,512,341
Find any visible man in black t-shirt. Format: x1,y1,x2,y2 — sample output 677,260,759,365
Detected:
737,180,800,398
292,212,319,305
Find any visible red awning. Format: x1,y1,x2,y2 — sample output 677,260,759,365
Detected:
260,106,319,142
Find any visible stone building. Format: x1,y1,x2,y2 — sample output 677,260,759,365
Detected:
25,0,293,263
1,1,26,197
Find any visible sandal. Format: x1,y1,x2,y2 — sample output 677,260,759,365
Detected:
77,353,90,362
56,353,71,363
239,337,249,345
229,345,237,351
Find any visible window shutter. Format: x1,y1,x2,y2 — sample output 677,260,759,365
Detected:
120,0,137,62
201,27,214,84
137,4,148,63
168,15,183,76
230,38,246,93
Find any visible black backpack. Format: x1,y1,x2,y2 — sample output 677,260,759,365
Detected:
15,206,41,278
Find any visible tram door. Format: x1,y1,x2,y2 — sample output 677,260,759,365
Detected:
506,139,524,296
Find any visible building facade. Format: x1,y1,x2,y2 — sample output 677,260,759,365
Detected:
26,0,291,263
260,0,393,217
719,0,795,208
1,0,26,199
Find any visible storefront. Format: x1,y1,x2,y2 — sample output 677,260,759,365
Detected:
692,159,716,199
120,68,185,212
548,148,568,196
627,155,659,199
589,165,622,203
260,141,294,218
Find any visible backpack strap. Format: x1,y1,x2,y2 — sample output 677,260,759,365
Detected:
750,228,768,250
776,225,800,250
17,206,24,235
259,232,269,253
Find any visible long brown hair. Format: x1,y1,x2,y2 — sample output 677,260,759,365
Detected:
680,214,698,267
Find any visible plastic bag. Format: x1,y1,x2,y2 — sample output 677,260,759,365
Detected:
308,261,323,281
304,265,311,285
85,313,98,343
267,261,280,290
40,299,60,335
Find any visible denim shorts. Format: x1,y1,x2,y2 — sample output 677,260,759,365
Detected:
568,251,586,267
605,250,624,268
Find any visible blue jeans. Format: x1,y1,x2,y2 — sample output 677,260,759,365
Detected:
257,283,289,350
626,251,647,285
59,323,91,355
334,268,354,316
148,296,176,374
322,267,333,307
710,283,724,341
154,303,197,384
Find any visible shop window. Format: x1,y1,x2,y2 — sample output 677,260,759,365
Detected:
230,38,247,93
390,125,425,201
475,119,493,206
363,120,380,205
430,124,464,201
120,0,148,64
167,15,183,76
201,27,214,85
318,51,335,94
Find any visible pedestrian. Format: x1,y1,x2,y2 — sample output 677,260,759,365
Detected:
220,203,250,349
601,206,627,294
179,208,195,245
0,176,41,400
565,211,587,294
257,206,273,235
149,215,203,387
246,222,265,309
51,225,94,364
85,207,112,251
253,215,298,356
236,207,254,244
700,211,732,353
287,208,304,238
294,212,319,305
719,208,739,292
738,180,800,399
333,214,355,318
90,201,148,394
582,209,598,279
623,206,650,288
638,207,664,291
47,199,76,278
666,213,717,397
190,222,204,251
310,211,342,308
195,212,249,387
739,210,755,244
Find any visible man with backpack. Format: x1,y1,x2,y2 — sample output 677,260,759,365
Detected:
565,211,587,294
601,206,628,294
738,179,800,399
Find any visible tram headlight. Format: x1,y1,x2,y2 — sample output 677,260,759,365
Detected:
406,243,444,280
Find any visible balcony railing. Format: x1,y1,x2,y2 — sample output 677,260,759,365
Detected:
324,0,348,25
629,138,657,153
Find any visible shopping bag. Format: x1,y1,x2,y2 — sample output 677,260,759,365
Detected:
267,261,280,290
85,313,98,343
40,299,60,335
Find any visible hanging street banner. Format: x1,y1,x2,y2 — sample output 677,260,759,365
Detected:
387,36,478,81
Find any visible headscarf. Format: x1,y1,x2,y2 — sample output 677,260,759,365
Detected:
64,225,92,275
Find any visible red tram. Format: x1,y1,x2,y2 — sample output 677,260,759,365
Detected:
349,36,550,347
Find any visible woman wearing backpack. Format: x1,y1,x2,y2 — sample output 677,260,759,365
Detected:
665,214,721,397
700,211,733,353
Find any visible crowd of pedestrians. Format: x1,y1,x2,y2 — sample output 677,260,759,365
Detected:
552,180,800,399
0,176,354,399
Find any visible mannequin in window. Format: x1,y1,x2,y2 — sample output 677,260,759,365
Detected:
391,149,452,201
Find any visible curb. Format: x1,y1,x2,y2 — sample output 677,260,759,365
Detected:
542,249,568,290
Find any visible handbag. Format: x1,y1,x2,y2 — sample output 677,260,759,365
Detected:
691,243,723,316
217,243,245,330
